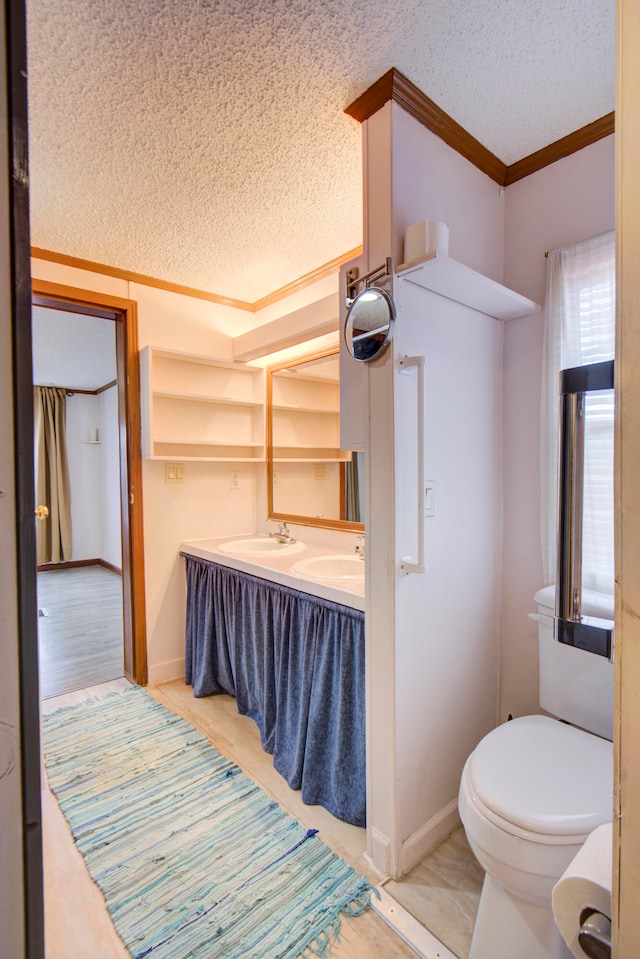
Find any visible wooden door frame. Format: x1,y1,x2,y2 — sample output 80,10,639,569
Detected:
31,278,147,685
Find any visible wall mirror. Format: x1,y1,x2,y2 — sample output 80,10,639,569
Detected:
266,347,364,532
344,286,395,362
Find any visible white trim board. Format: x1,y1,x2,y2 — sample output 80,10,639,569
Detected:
372,885,459,959
400,799,460,875
147,658,185,685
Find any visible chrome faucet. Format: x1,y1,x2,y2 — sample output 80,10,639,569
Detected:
270,522,296,544
354,535,365,560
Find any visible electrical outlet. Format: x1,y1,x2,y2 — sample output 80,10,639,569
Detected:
313,463,326,480
165,462,184,484
273,471,279,488
230,470,240,490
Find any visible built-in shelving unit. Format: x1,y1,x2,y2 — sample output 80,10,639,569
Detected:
140,346,265,461
397,250,540,321
270,358,349,464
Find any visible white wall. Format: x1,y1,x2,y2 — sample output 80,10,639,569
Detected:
31,258,258,683
65,392,104,560
360,102,506,877
31,256,357,685
392,104,505,284
500,136,615,720
100,385,122,568
360,105,615,877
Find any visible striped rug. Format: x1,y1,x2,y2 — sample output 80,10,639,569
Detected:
42,686,373,959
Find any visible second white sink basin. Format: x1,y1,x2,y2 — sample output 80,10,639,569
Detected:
291,554,365,583
217,537,305,557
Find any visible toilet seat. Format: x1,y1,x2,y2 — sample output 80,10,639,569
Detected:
467,715,612,840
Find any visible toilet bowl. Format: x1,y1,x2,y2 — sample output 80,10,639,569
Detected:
459,588,614,959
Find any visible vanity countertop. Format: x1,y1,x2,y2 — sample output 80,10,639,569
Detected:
179,535,365,612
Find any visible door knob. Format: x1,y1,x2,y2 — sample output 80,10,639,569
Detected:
34,505,49,520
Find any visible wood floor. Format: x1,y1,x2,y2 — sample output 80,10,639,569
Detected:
37,565,124,699
42,679,481,959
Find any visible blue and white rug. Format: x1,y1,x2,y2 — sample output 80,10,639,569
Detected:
42,686,373,958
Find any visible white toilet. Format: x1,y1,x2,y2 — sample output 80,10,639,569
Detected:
458,586,614,959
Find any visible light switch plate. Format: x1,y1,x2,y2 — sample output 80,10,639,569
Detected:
425,481,435,516
165,462,184,484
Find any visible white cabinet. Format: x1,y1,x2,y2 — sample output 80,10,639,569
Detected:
140,347,265,461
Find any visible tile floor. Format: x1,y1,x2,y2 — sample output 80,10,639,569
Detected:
383,829,484,958
41,678,481,959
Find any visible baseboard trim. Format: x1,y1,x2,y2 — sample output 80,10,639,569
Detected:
372,885,458,959
400,798,461,875
367,825,392,878
37,557,122,575
37,557,99,572
147,658,185,686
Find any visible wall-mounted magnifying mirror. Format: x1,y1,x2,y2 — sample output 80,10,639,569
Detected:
344,286,395,362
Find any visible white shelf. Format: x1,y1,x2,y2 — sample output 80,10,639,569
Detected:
149,455,266,463
273,456,350,463
274,443,344,450
146,346,262,372
153,390,262,408
154,438,264,447
397,251,540,321
272,403,340,414
140,346,265,461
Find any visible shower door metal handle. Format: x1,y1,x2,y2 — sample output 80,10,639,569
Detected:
555,360,614,659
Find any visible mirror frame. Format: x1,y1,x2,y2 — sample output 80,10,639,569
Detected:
266,346,364,533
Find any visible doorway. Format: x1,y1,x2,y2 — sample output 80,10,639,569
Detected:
31,279,147,686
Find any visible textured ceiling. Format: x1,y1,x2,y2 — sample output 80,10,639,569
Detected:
32,307,117,390
26,0,615,303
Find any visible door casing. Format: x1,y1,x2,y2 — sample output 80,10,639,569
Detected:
31,279,147,684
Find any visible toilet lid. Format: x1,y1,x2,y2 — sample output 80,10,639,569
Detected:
469,715,613,837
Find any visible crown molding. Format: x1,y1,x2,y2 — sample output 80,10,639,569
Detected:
31,245,364,314
30,248,255,311
252,246,362,312
345,68,615,187
345,68,507,185
503,112,615,185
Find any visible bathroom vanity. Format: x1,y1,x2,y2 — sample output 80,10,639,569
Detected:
179,535,366,826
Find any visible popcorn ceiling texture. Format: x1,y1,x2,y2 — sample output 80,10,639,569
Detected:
26,0,614,303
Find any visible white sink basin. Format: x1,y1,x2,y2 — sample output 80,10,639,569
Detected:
291,554,365,583
217,537,305,557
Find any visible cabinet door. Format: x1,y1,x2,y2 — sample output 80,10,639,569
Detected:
339,256,368,452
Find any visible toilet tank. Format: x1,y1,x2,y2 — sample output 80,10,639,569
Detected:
532,586,614,741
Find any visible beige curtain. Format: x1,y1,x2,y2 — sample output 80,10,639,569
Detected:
34,386,72,564
345,453,361,523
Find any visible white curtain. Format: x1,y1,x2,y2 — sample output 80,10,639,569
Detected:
540,230,615,594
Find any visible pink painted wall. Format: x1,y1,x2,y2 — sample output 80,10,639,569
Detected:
500,135,615,719
392,103,505,284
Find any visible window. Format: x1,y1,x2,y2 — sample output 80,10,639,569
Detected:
541,230,615,596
